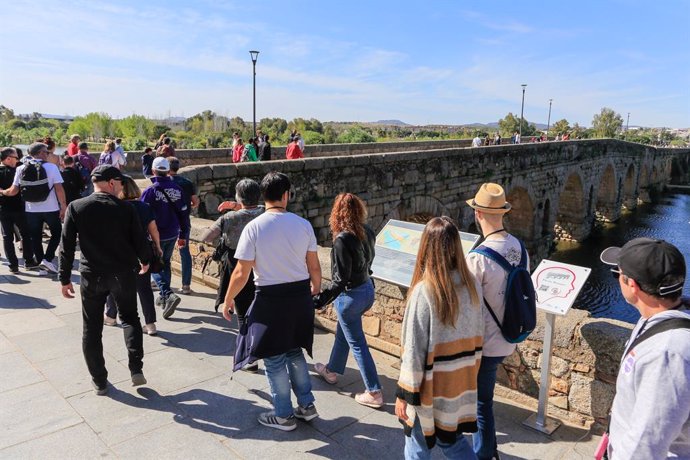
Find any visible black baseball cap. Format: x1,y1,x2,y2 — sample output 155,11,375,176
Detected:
600,237,686,296
91,165,124,182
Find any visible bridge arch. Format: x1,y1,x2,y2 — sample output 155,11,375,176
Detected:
384,195,450,227
622,164,637,210
595,164,619,221
505,186,535,244
555,171,590,241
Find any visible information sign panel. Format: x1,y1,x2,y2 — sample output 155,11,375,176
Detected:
371,219,480,288
531,259,591,316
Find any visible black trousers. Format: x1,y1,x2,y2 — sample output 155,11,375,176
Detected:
105,271,157,325
80,270,143,385
215,255,255,325
0,210,33,267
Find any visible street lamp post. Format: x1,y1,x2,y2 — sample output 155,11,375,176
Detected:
626,112,630,131
546,98,553,140
249,50,259,138
519,84,527,141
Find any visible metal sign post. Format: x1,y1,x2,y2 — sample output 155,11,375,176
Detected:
523,260,591,435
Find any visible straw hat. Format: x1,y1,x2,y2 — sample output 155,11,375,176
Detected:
466,183,512,214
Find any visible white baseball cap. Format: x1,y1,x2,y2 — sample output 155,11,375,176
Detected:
152,157,170,172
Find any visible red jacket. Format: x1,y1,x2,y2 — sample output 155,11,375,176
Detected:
233,144,244,163
285,143,303,159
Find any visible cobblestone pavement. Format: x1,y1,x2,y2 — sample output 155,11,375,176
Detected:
0,255,601,459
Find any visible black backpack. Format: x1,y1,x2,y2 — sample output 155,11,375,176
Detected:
471,240,537,343
20,160,53,203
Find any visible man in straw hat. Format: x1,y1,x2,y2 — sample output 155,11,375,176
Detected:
600,238,690,459
465,182,528,460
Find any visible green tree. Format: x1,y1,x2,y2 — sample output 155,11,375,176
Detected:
116,114,153,139
301,130,324,145
551,119,570,135
336,126,375,143
591,107,623,138
0,105,15,123
68,112,114,141
6,119,26,130
497,112,536,137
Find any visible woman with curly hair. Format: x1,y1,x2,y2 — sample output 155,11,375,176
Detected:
313,192,382,408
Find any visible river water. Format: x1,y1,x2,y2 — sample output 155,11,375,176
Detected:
550,192,690,323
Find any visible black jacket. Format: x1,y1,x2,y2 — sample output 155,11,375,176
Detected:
314,225,375,308
0,165,23,212
58,192,151,285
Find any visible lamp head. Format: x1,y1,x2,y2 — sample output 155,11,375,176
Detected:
249,50,259,63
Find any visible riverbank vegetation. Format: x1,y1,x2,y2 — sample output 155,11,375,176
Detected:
0,105,686,150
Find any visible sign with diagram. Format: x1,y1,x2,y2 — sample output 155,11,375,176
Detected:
371,219,480,288
531,259,591,315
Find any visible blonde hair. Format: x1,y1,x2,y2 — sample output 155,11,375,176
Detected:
104,140,116,152
407,216,480,326
329,193,367,241
119,176,141,200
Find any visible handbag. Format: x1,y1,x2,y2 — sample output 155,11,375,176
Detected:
211,216,229,262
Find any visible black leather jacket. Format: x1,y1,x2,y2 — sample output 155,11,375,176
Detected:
314,225,375,308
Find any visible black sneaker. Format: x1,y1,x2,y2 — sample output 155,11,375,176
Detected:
9,265,19,274
92,380,108,396
23,260,40,270
293,403,319,422
242,362,259,373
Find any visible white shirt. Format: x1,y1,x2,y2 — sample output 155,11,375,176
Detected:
114,144,127,160
235,211,317,286
472,137,482,147
12,161,64,213
466,234,527,357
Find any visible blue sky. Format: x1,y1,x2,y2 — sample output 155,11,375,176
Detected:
1,0,688,127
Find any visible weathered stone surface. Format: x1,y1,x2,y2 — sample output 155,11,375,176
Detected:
362,315,381,337
550,395,569,410
550,377,569,394
503,350,522,368
538,354,569,377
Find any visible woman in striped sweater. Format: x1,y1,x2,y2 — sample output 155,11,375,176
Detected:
395,216,484,459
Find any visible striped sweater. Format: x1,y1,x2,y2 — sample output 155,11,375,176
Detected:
396,272,484,448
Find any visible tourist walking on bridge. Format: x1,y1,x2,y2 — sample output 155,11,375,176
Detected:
58,165,151,395
465,183,527,460
600,238,690,459
313,192,383,408
0,142,67,275
141,157,188,319
223,171,321,431
396,216,483,459
168,157,199,295
285,137,303,159
0,147,35,273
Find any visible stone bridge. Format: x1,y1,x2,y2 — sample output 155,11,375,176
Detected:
180,139,690,264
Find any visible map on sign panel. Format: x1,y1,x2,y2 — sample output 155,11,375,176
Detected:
372,219,480,288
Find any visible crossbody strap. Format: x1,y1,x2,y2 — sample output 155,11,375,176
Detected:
623,317,690,359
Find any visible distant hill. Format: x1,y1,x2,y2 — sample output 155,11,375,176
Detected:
372,119,409,126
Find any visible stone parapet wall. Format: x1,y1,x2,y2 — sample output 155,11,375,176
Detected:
121,139,478,173
173,216,631,427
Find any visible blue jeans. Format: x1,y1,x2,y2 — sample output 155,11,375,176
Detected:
26,211,61,263
328,280,381,392
263,347,315,418
152,238,176,297
405,416,477,460
472,355,506,460
179,243,192,286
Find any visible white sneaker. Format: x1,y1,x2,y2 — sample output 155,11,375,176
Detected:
38,269,49,276
40,259,58,274
144,323,157,336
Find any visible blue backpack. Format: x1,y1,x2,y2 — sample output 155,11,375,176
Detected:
471,240,536,343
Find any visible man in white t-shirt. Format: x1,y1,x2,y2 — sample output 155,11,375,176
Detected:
223,171,322,432
464,183,528,460
472,135,483,147
0,142,67,274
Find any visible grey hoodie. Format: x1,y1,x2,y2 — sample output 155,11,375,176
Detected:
608,307,690,459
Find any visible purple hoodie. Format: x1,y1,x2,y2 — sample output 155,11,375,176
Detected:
140,176,189,241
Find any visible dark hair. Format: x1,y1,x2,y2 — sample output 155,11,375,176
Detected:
144,147,153,153
163,137,171,145
78,142,88,150
63,155,75,166
14,147,23,160
168,157,180,171
235,178,261,206
265,134,270,141
1,147,16,161
115,138,122,143
260,171,291,202
41,136,56,150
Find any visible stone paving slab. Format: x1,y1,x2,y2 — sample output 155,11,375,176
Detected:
0,381,83,450
0,250,602,459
